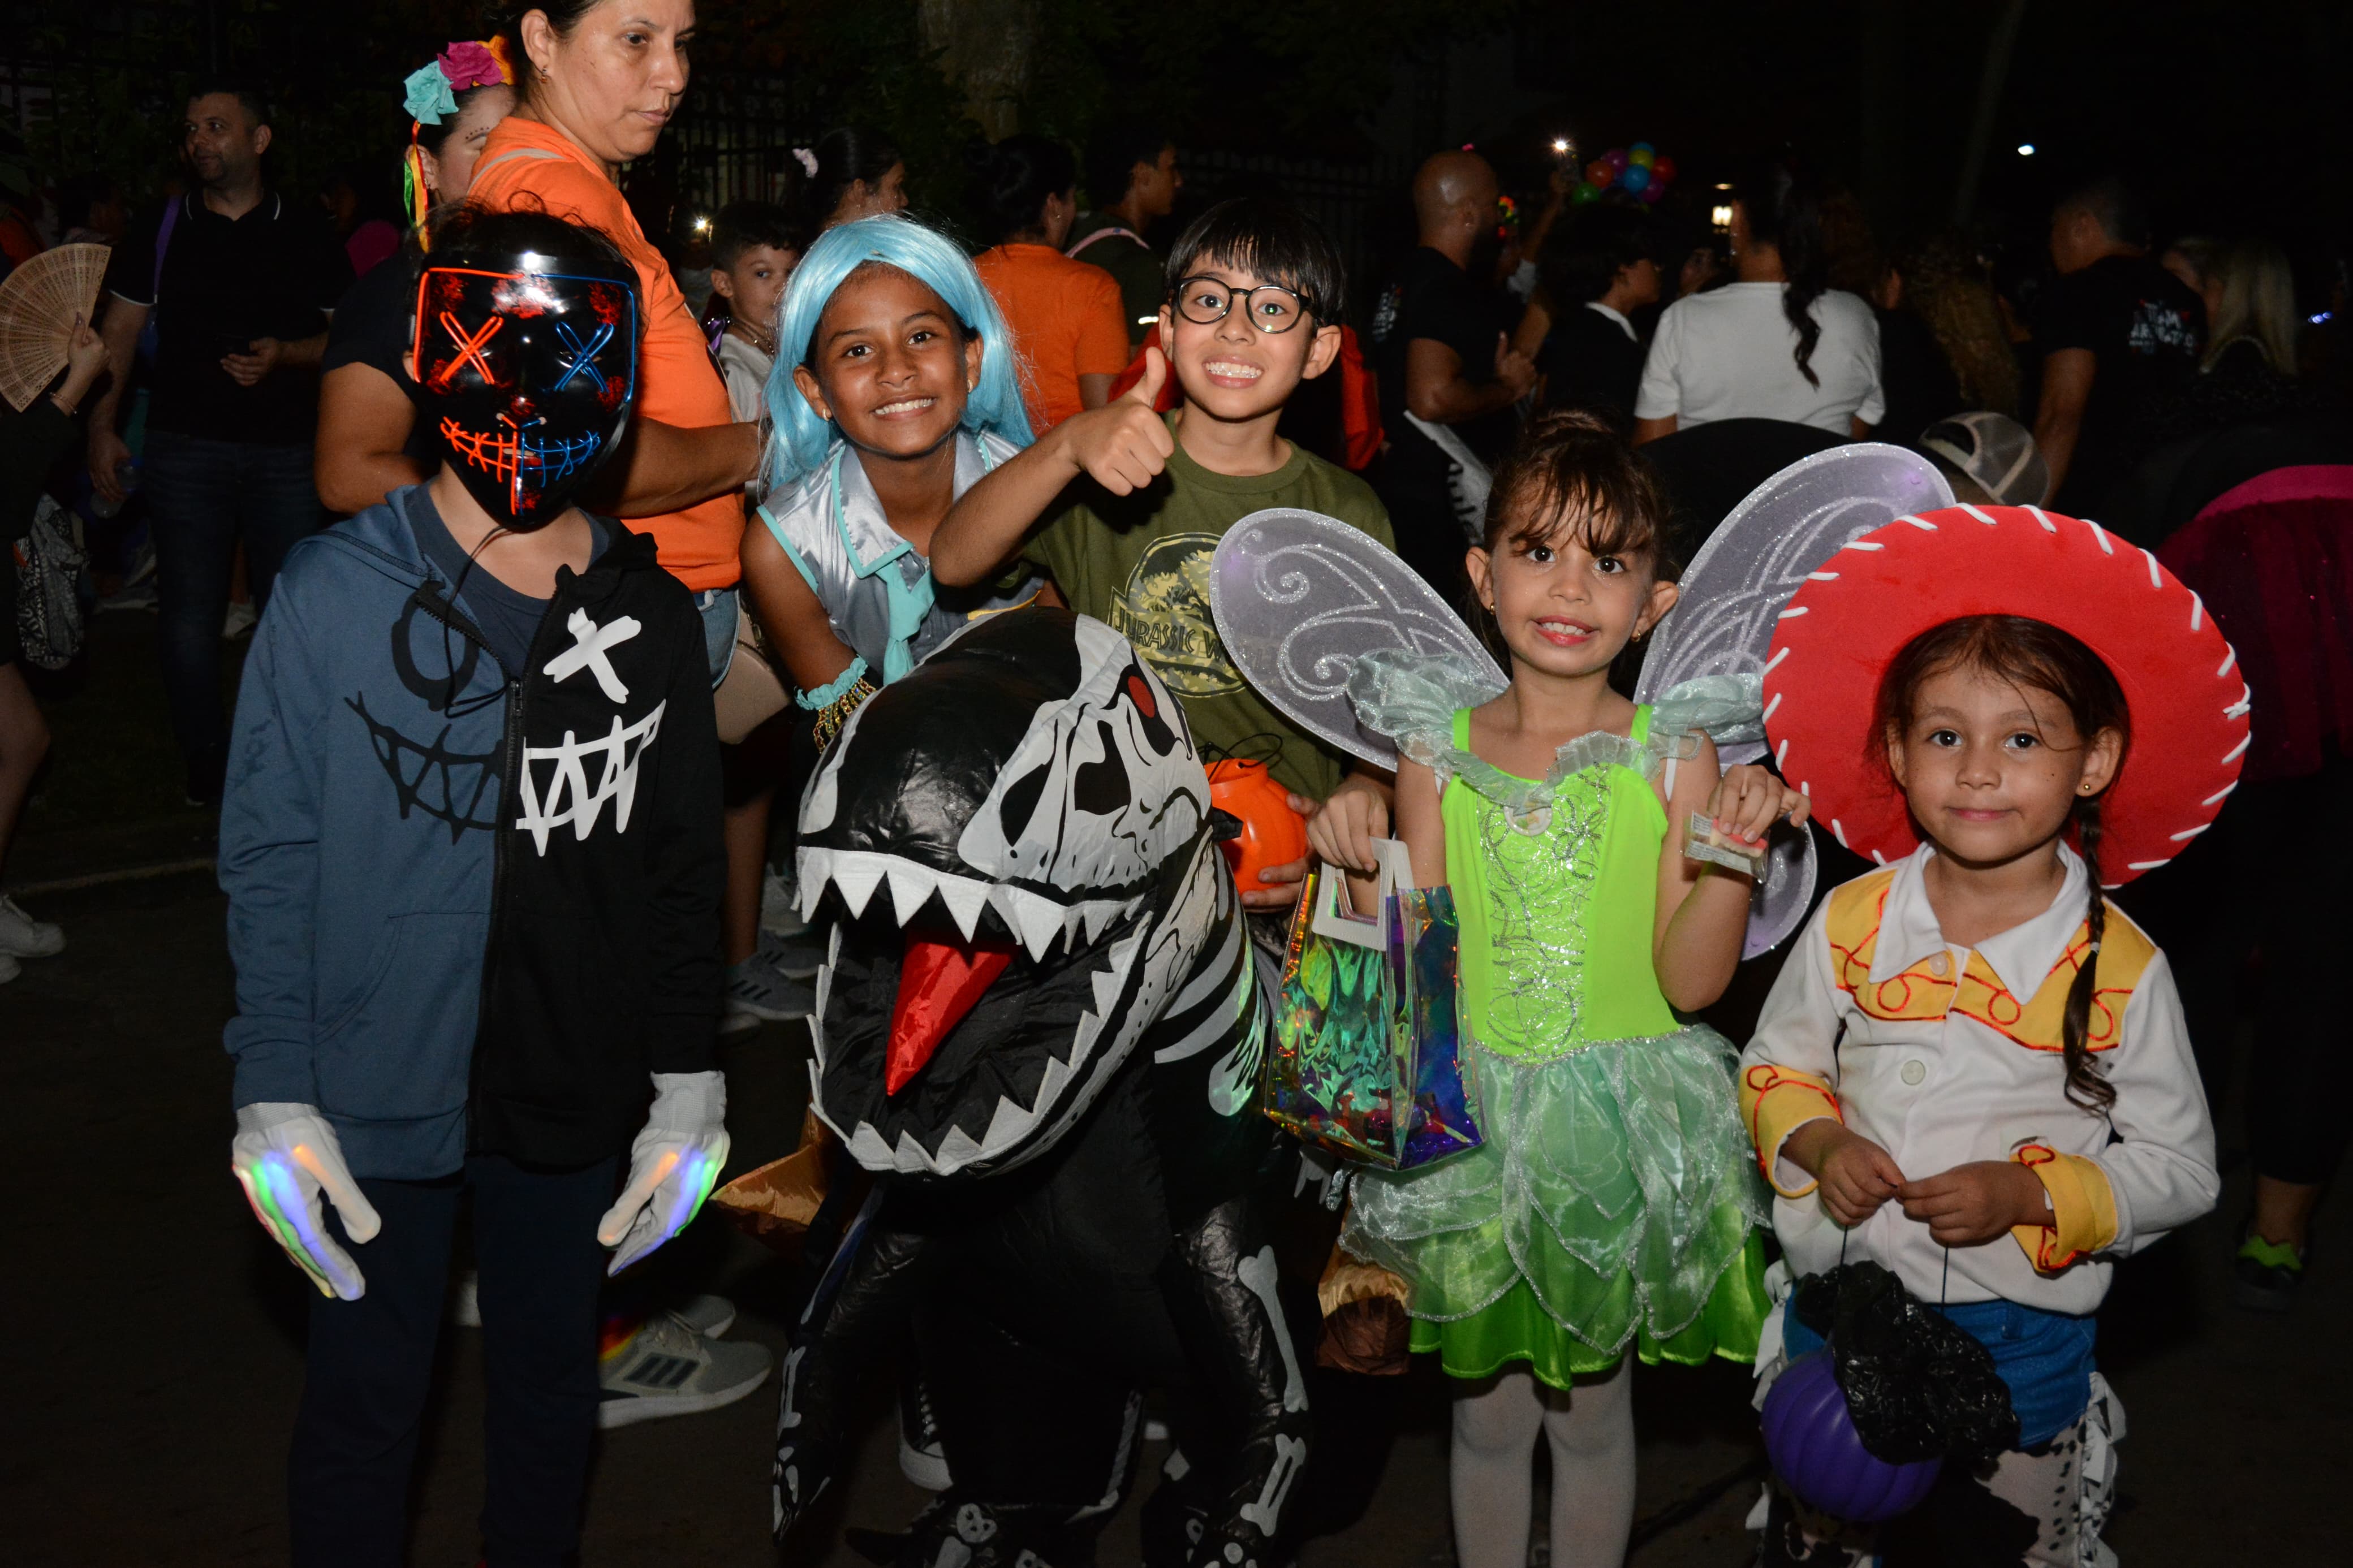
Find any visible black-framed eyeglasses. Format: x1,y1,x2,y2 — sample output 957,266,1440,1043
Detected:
1170,276,1309,334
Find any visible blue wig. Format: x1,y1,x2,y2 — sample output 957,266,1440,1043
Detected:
764,215,1034,491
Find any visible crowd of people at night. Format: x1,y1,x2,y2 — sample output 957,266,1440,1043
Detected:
2,3,2347,1566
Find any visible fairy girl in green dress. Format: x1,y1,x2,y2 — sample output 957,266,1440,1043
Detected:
1330,411,1809,1568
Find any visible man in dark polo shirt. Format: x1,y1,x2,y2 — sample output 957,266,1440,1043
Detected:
1369,149,1534,601
88,84,351,804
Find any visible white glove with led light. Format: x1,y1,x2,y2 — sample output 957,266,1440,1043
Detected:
597,1071,729,1275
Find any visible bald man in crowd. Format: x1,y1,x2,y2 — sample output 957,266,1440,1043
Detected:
1369,150,1536,597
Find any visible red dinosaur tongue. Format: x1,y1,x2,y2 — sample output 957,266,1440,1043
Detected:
886,933,1016,1095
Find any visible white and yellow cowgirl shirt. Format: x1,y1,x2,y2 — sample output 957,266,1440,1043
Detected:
1739,843,2218,1316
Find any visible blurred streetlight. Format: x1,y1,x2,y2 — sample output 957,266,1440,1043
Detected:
2016,143,2036,157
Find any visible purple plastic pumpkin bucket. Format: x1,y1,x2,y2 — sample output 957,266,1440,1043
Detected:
1761,1350,1941,1522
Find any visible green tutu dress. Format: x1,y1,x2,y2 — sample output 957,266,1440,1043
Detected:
1341,654,1772,1389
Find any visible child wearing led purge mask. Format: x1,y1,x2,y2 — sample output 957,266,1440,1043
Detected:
1740,506,2226,1565
218,203,729,1565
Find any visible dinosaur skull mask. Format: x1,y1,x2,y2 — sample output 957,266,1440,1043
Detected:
411,252,639,528
796,610,1228,1178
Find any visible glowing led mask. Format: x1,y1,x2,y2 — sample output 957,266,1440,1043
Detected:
412,252,639,528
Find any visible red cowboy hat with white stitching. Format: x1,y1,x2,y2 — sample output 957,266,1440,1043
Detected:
1763,504,2248,885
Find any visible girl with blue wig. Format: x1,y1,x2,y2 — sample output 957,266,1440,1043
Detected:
738,214,1045,750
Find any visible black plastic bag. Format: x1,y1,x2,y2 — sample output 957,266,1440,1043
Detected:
1790,1262,2020,1464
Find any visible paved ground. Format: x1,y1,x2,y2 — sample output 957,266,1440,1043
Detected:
5,615,2349,1564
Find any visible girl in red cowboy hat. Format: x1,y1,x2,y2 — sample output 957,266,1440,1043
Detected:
1742,503,2233,1564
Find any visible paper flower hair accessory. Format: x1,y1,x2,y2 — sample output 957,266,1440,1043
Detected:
404,38,515,124
793,147,819,178
403,61,458,125
438,40,508,92
402,38,520,230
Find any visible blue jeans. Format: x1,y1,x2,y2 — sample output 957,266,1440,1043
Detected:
696,585,739,688
142,430,323,793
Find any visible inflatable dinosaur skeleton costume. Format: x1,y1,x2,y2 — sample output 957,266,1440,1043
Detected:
775,608,1305,1568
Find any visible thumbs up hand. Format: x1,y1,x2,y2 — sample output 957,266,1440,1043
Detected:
1058,345,1177,495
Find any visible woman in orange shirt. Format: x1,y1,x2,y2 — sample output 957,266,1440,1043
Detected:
969,136,1132,433
473,1,760,637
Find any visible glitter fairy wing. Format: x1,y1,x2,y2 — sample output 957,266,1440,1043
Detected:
1209,508,1506,771
1634,443,1954,764
1634,444,1952,955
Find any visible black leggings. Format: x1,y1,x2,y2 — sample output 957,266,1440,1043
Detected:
2124,752,2353,1186
287,1152,617,1568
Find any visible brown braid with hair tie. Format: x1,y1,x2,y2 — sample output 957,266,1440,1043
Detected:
2059,798,2118,1113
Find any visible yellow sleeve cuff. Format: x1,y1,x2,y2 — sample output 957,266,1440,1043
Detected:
1740,1064,1843,1199
2010,1147,2119,1272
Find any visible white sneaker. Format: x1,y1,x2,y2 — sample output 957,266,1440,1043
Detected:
0,952,19,984
898,1377,952,1491
0,895,63,958
760,868,808,937
597,1310,771,1428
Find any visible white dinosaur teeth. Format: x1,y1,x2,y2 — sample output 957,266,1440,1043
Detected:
795,848,833,920
847,1121,894,1169
1069,1002,1103,1069
936,878,989,941
981,1090,1039,1155
1091,930,1144,1016
1031,1049,1075,1120
994,886,1066,963
886,861,936,925
830,857,884,918
933,1125,984,1172
892,1128,941,1174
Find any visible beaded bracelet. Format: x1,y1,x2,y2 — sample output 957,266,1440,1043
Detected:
810,675,878,751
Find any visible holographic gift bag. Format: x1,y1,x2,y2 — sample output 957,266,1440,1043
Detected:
1266,840,1481,1169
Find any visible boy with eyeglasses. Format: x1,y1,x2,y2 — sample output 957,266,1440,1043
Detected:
929,197,1397,919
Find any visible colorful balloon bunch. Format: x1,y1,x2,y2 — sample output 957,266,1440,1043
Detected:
1571,142,1677,206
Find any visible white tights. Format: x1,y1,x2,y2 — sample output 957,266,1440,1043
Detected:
1449,1358,1636,1568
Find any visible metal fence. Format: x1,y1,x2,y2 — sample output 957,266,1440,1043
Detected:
1173,148,1417,321
654,74,820,215
647,85,1415,322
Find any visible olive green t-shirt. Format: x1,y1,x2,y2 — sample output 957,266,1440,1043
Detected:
1023,418,1395,801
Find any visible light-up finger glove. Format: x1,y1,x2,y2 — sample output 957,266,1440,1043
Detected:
597,1072,729,1276
229,1103,382,1301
